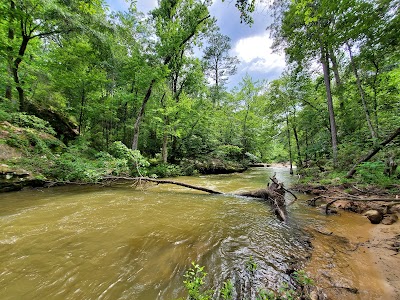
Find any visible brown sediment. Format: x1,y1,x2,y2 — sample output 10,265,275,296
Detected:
305,211,400,299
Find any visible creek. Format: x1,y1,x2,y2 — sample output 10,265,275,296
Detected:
0,167,382,299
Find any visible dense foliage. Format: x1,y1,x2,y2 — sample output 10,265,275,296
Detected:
0,0,399,183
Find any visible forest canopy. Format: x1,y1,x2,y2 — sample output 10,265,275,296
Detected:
0,0,399,182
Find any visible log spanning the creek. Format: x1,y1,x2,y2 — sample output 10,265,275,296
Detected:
103,174,295,221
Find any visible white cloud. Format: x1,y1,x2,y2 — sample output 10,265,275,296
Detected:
136,0,157,13
106,0,129,12
233,33,286,74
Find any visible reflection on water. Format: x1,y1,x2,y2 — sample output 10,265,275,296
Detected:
0,167,318,299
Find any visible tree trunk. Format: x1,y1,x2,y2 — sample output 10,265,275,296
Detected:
346,127,400,178
321,45,338,167
286,114,294,175
78,85,85,135
329,47,344,109
293,125,301,167
160,93,168,163
292,109,302,167
371,58,380,136
346,42,376,140
132,79,156,150
13,34,30,111
5,1,15,101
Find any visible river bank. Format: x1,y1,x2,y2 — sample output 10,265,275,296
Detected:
294,183,400,299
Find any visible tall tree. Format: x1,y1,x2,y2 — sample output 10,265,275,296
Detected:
131,0,211,150
203,30,239,105
1,0,107,111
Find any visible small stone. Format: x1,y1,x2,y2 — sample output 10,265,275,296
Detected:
381,214,398,225
364,210,383,224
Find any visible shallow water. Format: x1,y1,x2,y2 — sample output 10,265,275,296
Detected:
0,168,338,299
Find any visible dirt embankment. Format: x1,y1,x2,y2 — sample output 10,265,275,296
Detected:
296,183,400,299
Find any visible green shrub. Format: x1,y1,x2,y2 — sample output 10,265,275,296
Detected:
356,161,392,186
148,163,183,178
0,109,11,122
214,145,243,161
179,263,314,300
182,262,212,300
46,153,102,182
109,141,149,175
11,113,57,136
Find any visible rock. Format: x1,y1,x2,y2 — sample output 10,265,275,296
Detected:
364,210,384,224
309,288,328,300
381,214,398,225
0,165,45,192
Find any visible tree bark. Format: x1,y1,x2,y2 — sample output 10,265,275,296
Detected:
132,79,156,150
78,85,85,135
321,45,338,167
286,114,294,175
346,42,376,140
346,127,400,178
5,0,16,101
329,48,344,109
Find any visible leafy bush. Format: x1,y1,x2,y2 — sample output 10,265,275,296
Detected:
178,263,315,300
356,161,392,186
182,262,212,300
214,145,243,161
46,153,103,182
11,113,57,136
147,163,184,178
109,141,149,175
0,109,11,122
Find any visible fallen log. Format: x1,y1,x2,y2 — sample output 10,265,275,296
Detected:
102,175,294,221
346,126,400,178
103,176,223,194
307,195,400,215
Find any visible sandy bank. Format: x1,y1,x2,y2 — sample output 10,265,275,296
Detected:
304,210,399,299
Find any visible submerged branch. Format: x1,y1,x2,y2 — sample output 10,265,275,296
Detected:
102,175,297,222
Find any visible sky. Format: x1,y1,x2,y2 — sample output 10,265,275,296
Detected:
105,0,286,89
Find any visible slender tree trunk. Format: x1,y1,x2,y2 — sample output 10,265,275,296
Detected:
159,93,168,163
371,59,380,135
123,102,128,145
293,125,301,167
321,45,338,167
13,33,30,111
78,85,85,135
346,42,376,140
132,79,155,150
329,48,344,110
292,109,302,167
305,129,309,163
242,103,250,157
5,1,16,100
286,114,293,175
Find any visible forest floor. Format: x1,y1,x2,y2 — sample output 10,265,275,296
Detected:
295,183,400,299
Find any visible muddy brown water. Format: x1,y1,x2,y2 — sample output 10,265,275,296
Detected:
0,168,388,299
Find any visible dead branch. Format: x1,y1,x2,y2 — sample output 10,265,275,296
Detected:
103,176,223,194
346,126,400,178
307,194,400,215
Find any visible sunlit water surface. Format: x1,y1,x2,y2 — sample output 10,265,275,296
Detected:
0,167,325,299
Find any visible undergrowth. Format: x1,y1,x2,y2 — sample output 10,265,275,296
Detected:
177,261,314,300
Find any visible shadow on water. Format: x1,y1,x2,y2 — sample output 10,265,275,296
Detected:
0,167,318,300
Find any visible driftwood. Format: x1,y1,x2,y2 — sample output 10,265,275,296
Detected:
103,174,295,221
346,126,400,178
308,195,400,215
